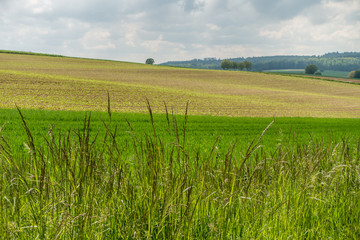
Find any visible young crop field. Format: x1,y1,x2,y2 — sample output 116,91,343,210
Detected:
1,108,360,154
320,70,350,78
264,69,306,74
1,52,360,239
1,53,360,117
1,107,360,239
264,69,350,78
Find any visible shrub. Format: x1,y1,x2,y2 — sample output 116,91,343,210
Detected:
348,71,355,78
348,69,360,78
305,64,318,74
355,70,360,78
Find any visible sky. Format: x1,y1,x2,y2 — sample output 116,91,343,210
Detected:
0,0,359,63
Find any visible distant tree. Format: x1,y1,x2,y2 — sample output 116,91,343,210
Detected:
221,59,232,70
231,61,238,70
146,58,155,65
305,64,318,74
244,60,252,71
228,61,234,69
348,69,360,78
221,60,252,71
348,71,355,78
355,70,360,78
237,62,245,70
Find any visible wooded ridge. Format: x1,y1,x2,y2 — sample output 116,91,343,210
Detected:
161,52,360,72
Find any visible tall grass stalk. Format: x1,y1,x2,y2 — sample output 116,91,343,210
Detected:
0,106,359,239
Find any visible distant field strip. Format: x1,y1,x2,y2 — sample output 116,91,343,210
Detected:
1,53,360,117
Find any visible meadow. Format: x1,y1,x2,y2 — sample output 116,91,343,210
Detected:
1,106,360,239
264,69,350,78
1,108,360,155
1,52,360,239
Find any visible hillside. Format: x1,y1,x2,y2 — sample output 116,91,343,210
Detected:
1,52,360,117
161,52,360,72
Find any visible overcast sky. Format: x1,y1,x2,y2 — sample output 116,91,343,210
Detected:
1,0,359,63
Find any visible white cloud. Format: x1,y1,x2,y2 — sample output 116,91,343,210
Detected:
25,0,53,14
141,35,185,53
124,28,138,47
256,0,360,56
81,29,115,50
206,24,220,31
259,16,310,41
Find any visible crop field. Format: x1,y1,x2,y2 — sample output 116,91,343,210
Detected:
1,108,360,154
264,69,306,74
1,53,360,117
1,52,360,239
1,108,360,166
1,107,360,239
320,70,350,78
264,69,350,78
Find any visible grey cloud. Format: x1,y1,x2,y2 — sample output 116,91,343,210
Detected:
251,0,322,20
183,0,205,13
305,0,360,25
345,10,360,23
45,1,124,22
0,0,11,8
0,0,359,63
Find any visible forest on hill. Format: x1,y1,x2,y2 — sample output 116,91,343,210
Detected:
161,52,360,72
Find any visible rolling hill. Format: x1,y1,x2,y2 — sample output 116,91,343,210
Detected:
1,52,360,117
161,52,360,72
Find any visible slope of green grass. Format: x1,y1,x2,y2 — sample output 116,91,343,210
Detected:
0,50,66,58
1,108,360,156
321,70,350,78
264,69,350,78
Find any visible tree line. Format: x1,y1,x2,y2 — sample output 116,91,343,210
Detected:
304,64,360,79
221,59,252,70
248,56,360,72
161,52,360,72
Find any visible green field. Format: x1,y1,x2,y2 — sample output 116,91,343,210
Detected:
264,69,306,75
264,69,350,78
1,108,360,239
1,108,360,154
320,70,350,78
1,52,360,239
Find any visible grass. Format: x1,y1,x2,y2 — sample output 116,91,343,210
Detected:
0,106,360,239
264,69,350,78
320,70,350,78
1,108,360,156
0,50,66,58
1,53,360,117
1,51,360,238
264,69,305,75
